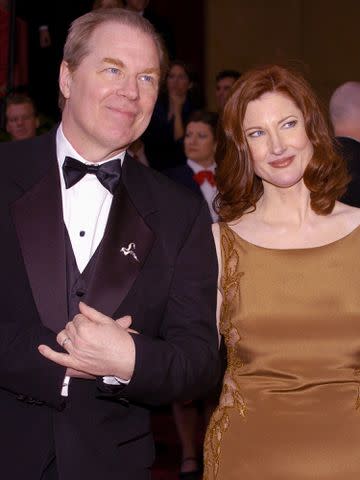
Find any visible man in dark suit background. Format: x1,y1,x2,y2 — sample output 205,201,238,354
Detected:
0,9,219,480
329,81,360,207
123,0,176,59
16,0,94,118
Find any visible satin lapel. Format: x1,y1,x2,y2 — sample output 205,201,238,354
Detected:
11,163,67,333
85,181,155,317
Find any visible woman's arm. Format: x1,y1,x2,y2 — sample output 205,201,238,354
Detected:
212,222,223,343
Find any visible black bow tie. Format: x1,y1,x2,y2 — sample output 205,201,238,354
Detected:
62,156,122,194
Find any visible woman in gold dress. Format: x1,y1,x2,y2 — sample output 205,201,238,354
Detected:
204,64,360,479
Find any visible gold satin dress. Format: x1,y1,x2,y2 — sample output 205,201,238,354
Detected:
204,223,360,480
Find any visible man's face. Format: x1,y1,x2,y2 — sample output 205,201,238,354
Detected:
60,22,160,161
215,76,237,110
6,103,39,141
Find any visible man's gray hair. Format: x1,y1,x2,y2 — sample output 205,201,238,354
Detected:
59,8,168,109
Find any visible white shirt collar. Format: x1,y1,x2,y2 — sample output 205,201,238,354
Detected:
187,158,216,174
56,123,126,169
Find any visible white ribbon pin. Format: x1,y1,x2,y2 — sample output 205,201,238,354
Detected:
120,242,139,262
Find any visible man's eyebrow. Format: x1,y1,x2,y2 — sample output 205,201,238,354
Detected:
141,67,160,76
101,58,160,76
102,57,125,68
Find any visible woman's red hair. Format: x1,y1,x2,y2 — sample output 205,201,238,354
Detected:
215,64,349,221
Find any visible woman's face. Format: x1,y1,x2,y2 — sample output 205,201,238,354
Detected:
167,65,191,96
243,91,314,189
184,121,216,166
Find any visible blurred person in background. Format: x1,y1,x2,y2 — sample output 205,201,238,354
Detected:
92,0,124,9
214,70,240,112
123,0,175,58
15,0,93,120
124,0,149,13
143,60,203,171
166,110,218,222
0,0,28,97
329,81,360,207
5,93,39,141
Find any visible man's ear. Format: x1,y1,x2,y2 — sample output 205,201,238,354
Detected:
59,61,72,100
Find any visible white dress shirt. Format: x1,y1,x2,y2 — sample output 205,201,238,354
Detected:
187,158,218,222
56,126,125,273
56,125,127,395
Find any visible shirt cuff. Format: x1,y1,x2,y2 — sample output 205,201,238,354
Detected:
102,376,130,385
61,375,130,397
61,375,70,397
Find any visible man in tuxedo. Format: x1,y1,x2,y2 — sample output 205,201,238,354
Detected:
329,81,360,207
0,9,219,480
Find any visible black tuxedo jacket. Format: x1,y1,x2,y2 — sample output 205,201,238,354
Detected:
165,164,202,196
0,129,220,479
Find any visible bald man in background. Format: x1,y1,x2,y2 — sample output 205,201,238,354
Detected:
329,81,360,207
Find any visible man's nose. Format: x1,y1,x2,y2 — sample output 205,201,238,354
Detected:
116,76,139,100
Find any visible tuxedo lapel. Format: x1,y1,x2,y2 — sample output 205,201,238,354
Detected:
12,148,157,327
183,165,202,194
11,162,67,333
85,180,155,317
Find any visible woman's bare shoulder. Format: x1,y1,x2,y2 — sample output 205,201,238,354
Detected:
333,201,360,229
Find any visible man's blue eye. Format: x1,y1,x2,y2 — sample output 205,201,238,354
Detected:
140,75,154,83
107,67,120,75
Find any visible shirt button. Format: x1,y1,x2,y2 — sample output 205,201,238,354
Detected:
79,231,85,237
76,290,85,297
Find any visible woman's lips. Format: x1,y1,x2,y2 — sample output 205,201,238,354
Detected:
269,155,294,168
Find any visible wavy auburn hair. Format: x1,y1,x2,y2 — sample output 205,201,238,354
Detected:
215,64,349,221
